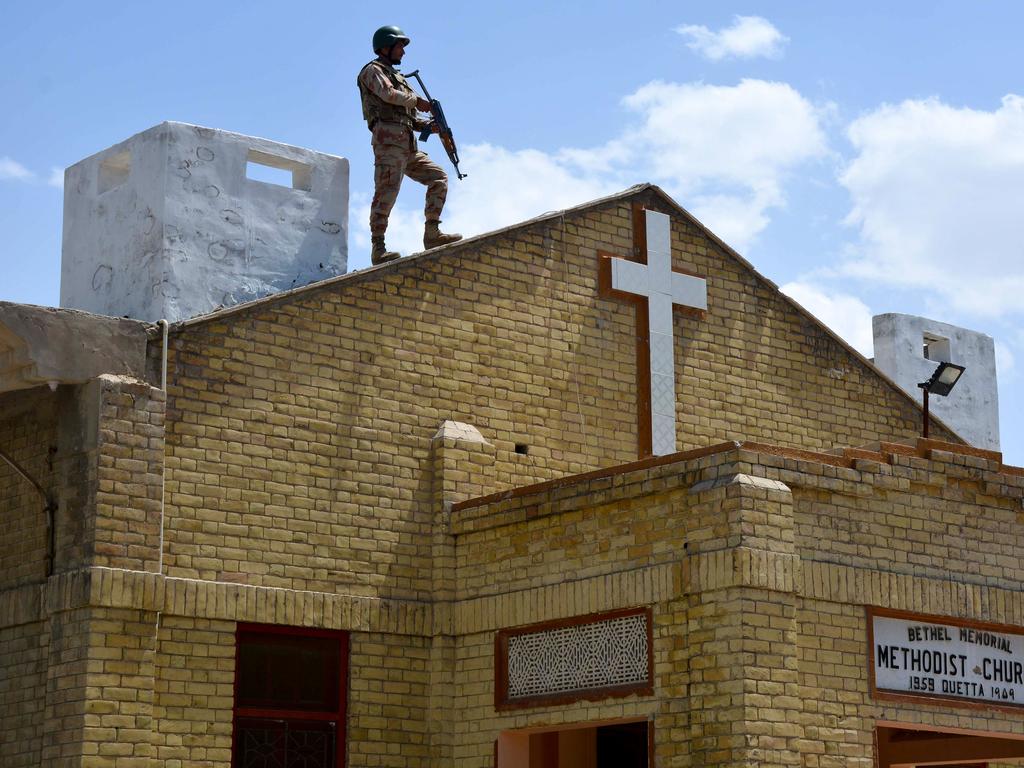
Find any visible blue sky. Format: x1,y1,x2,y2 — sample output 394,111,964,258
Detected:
2,1,1023,463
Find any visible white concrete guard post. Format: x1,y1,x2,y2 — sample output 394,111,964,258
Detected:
60,122,349,323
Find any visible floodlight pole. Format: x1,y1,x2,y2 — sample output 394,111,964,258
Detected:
919,385,930,438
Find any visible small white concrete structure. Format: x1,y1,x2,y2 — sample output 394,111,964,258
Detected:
872,313,999,451
60,122,348,322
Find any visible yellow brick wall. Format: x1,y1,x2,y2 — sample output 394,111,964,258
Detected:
451,449,794,603
0,387,55,589
653,595,690,766
162,192,950,603
446,443,1024,766
455,487,688,600
794,450,1024,586
1,376,165,585
41,606,93,765
681,587,803,767
0,621,47,767
91,376,166,573
78,607,159,767
348,633,432,767
151,615,235,767
796,600,874,767
445,450,804,766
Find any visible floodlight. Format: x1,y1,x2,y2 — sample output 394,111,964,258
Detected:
917,361,966,438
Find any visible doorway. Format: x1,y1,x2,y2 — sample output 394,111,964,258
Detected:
877,723,1024,767
497,719,649,768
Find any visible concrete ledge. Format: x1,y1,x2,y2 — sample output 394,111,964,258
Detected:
0,302,151,394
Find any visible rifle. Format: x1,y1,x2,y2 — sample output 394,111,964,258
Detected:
405,70,467,180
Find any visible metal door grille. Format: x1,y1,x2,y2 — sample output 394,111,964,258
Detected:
236,719,336,768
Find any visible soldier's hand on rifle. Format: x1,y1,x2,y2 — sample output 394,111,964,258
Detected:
416,98,431,113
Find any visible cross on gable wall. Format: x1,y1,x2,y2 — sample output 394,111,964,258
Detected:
598,205,708,458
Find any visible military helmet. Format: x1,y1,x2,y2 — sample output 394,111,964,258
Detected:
372,25,410,52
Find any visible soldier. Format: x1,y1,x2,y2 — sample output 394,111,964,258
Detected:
358,25,463,265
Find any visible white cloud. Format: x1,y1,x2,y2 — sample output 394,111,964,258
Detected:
0,157,34,181
676,16,788,61
619,79,829,250
840,95,1024,317
780,281,875,356
622,80,827,190
0,157,65,189
349,78,828,268
444,143,618,242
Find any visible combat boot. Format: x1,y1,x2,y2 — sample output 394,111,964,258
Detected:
423,220,462,250
371,236,400,266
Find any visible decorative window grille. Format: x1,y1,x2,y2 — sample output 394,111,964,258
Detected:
495,608,652,709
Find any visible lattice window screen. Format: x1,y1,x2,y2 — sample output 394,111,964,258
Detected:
506,612,649,700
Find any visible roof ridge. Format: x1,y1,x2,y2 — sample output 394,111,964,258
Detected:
174,184,655,329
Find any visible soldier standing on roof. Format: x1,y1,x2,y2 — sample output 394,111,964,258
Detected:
358,25,463,265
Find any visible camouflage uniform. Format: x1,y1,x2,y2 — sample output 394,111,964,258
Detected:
357,57,448,238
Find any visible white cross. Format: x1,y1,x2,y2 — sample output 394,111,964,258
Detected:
608,209,707,456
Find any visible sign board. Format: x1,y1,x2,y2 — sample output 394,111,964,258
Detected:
871,609,1024,709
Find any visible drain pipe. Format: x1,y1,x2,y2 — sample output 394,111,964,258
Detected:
0,447,56,577
158,319,169,391
155,319,169,636
157,320,168,571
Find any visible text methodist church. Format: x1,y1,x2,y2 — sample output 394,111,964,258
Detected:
1,122,1022,767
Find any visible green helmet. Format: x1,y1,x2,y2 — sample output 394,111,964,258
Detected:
372,25,410,53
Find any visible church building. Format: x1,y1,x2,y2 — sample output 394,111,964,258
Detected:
2,123,1023,767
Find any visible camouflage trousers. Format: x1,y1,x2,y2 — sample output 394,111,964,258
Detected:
369,123,448,237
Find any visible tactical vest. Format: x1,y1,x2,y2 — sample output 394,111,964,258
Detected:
357,60,416,131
